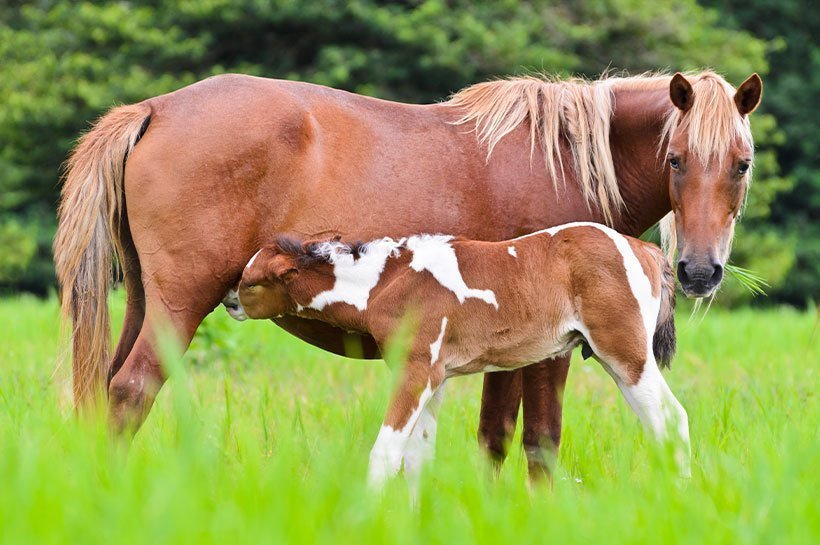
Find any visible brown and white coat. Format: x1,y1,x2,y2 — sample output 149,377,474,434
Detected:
225,222,689,485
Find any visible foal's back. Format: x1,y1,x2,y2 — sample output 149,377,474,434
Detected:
365,223,670,377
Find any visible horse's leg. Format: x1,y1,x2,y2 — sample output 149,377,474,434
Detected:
107,235,145,384
368,356,444,488
521,355,571,479
477,370,522,467
107,276,218,433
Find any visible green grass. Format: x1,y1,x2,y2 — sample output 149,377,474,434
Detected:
0,294,817,544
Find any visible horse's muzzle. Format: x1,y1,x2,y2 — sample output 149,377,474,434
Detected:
677,259,723,298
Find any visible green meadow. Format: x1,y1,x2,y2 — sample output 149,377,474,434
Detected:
0,294,817,544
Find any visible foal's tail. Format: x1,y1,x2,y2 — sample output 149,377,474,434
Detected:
653,252,677,368
53,103,152,409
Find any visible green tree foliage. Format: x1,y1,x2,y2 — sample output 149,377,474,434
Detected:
0,0,807,304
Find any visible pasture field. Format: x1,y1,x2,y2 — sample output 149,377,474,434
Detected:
0,294,817,544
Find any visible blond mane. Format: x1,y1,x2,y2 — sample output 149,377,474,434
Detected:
447,71,753,227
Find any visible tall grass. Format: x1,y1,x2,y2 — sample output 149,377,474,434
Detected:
0,294,817,544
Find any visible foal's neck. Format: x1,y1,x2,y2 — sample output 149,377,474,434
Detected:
608,85,674,236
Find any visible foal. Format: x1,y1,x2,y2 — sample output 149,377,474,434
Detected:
224,222,689,484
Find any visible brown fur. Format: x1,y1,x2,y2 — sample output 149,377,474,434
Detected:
236,227,673,438
54,71,759,472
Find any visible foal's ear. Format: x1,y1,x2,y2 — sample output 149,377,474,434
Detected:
669,73,694,112
735,73,763,116
265,254,299,284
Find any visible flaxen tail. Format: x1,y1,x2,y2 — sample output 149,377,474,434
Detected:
53,103,151,408
653,252,677,368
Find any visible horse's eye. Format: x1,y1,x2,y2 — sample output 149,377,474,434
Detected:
669,157,680,170
737,162,750,175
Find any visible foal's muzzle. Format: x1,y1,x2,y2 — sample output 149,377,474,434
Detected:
222,289,248,321
677,259,724,298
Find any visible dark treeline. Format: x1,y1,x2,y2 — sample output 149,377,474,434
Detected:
0,0,815,306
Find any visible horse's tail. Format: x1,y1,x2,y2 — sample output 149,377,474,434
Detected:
652,249,677,368
54,103,152,409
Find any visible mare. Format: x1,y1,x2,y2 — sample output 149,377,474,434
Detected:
226,226,685,486
54,70,761,475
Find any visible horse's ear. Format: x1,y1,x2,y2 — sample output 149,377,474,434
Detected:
735,73,763,116
670,73,694,112
266,254,299,284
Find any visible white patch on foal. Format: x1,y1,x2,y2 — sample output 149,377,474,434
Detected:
507,245,517,257
368,382,434,487
617,361,691,477
429,317,448,366
403,384,446,484
245,249,263,270
406,234,498,309
306,237,405,311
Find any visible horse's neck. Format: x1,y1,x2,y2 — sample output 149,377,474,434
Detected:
608,85,674,236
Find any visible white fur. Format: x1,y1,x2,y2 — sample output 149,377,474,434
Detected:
403,384,446,483
429,317,448,366
307,237,404,311
368,382,434,487
245,249,263,270
507,245,517,257
406,234,498,309
617,361,690,475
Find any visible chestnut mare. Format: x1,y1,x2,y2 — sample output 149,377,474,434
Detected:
226,226,684,487
54,70,761,474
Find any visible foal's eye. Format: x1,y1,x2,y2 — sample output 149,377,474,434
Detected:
669,157,680,170
737,162,750,175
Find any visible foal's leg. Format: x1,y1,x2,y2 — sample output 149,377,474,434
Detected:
368,357,444,488
611,358,691,477
403,383,446,481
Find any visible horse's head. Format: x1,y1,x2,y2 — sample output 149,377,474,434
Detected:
662,72,762,298
229,246,300,320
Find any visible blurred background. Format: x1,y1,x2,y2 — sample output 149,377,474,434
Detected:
0,0,816,307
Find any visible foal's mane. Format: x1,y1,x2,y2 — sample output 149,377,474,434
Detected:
273,235,398,268
447,70,753,226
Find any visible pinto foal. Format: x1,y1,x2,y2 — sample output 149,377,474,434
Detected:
224,222,689,484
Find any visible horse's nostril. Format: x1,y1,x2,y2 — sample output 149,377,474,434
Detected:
677,260,688,283
709,263,724,286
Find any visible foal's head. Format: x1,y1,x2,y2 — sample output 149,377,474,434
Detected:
233,242,304,319
232,237,353,319
662,72,762,298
